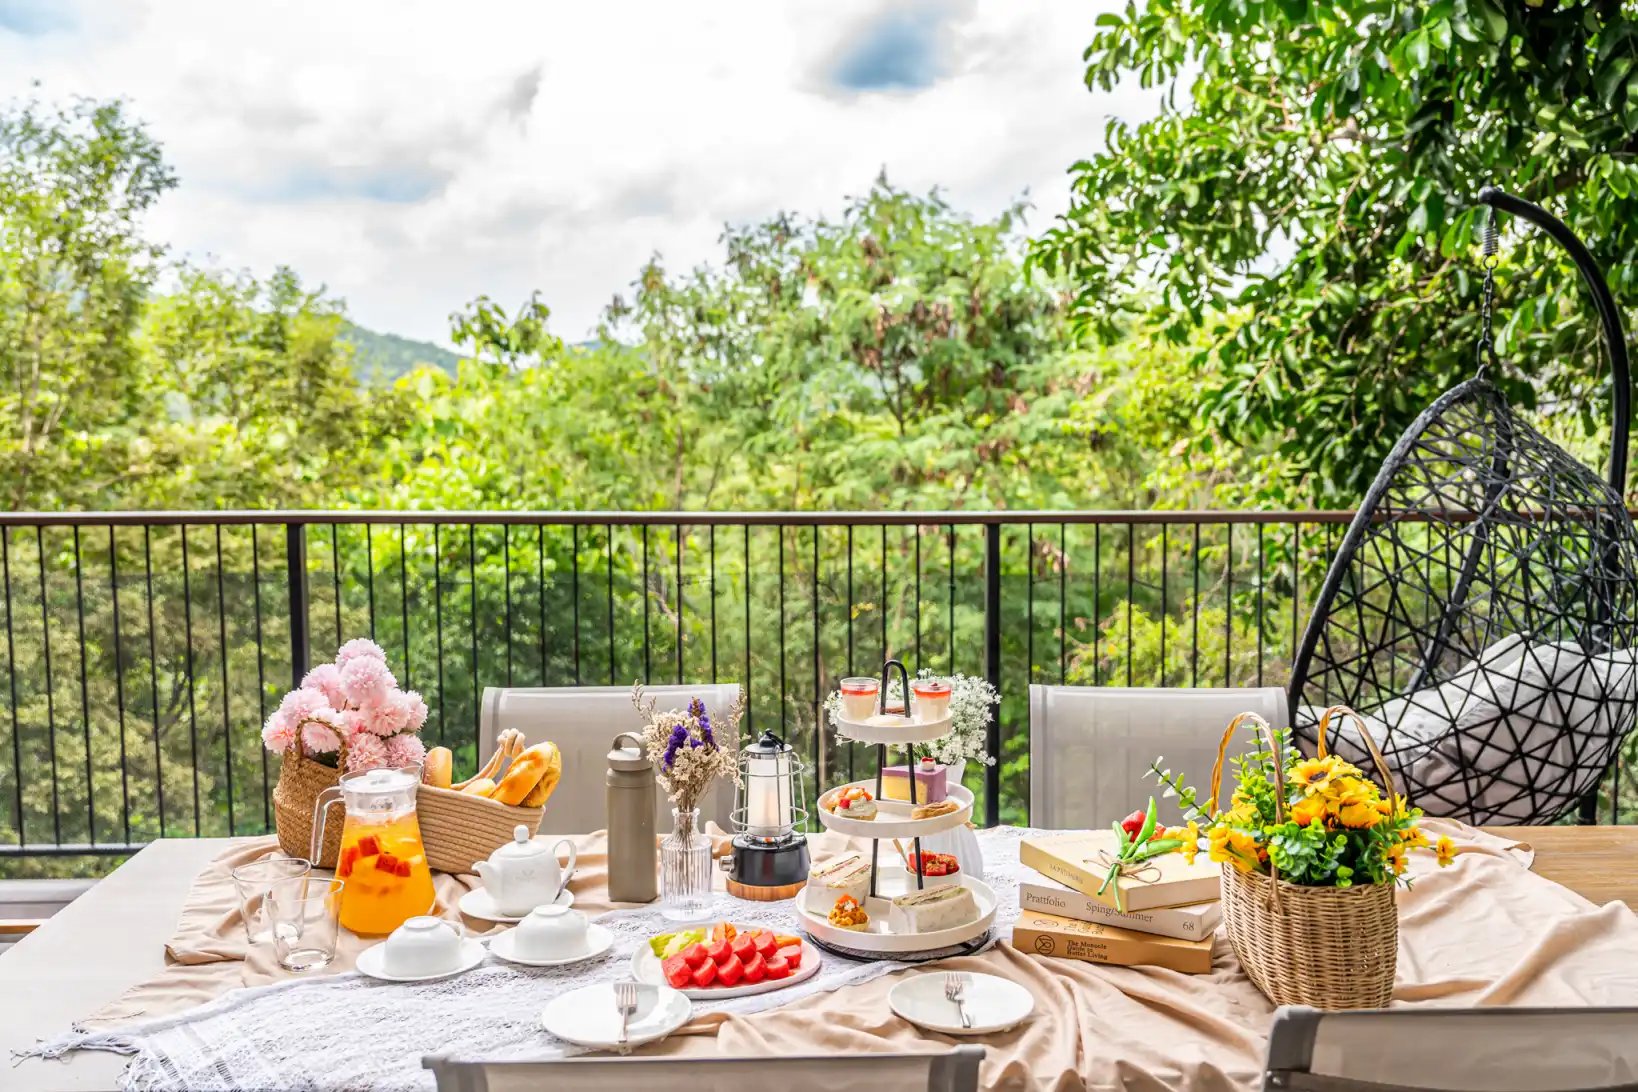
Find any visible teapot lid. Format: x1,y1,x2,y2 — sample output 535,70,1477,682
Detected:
492,824,549,860
607,731,651,772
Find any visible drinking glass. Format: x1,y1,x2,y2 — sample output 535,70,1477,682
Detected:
230,857,312,945
267,876,345,972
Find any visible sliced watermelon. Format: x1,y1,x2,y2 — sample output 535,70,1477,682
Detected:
681,942,711,969
776,944,802,970
716,954,744,987
662,955,693,989
690,959,718,989
355,834,380,858
763,955,790,980
742,952,766,985
707,938,733,965
752,931,777,958
729,934,757,962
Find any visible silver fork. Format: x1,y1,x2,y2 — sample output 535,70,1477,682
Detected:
614,981,639,1052
944,972,971,1029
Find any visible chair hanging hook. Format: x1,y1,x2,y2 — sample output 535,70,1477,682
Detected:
1476,207,1500,379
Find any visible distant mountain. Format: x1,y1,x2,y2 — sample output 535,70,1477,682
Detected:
342,323,462,381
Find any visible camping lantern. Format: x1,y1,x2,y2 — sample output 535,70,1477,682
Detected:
726,730,810,900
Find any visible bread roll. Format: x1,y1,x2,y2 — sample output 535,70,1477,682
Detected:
459,777,497,797
424,746,453,789
520,743,563,807
491,741,562,806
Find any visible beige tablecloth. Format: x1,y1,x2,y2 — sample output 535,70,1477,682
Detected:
81,821,1638,1092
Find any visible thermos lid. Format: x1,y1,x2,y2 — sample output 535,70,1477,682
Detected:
608,731,652,772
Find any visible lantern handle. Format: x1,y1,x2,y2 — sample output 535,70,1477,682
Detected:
879,658,910,717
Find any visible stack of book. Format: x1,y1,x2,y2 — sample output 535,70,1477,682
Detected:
1012,831,1221,974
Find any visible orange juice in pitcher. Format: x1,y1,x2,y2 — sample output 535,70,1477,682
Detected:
313,766,436,935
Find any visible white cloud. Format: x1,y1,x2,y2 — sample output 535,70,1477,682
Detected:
0,0,1161,346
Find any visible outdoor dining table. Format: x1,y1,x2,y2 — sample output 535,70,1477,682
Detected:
2,824,1637,1092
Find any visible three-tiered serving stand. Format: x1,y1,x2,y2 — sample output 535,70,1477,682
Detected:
797,659,997,962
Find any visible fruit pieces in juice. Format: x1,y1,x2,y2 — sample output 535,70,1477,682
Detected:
335,812,435,935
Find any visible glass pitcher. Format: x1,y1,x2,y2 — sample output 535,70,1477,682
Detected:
312,765,436,936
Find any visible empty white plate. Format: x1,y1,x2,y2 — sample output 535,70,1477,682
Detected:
458,885,573,923
888,971,1034,1036
489,923,615,968
356,938,487,983
541,982,692,1050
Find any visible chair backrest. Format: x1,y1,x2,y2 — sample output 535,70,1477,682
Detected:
1264,1006,1638,1092
424,1046,985,1092
479,684,741,835
1028,685,1288,829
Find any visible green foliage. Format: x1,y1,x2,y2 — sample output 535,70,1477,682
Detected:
1034,0,1638,501
341,323,460,382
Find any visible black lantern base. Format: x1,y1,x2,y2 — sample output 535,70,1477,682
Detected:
728,833,810,895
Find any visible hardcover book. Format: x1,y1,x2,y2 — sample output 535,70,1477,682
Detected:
1018,876,1220,940
1018,830,1220,912
1011,908,1215,975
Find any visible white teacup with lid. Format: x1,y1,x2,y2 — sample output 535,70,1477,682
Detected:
512,904,590,961
381,915,467,978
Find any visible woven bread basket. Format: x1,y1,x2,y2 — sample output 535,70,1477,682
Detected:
272,749,343,867
1212,706,1400,1010
418,784,545,874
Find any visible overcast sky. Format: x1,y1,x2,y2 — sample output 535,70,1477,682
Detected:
0,0,1155,347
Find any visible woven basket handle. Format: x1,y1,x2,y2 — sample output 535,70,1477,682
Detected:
1208,711,1286,907
1314,704,1401,812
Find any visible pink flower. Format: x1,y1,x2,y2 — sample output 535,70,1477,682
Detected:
344,731,389,773
300,663,347,708
278,687,332,723
261,711,297,754
401,690,429,734
299,712,343,756
364,689,415,736
336,638,387,669
385,732,427,769
340,655,396,707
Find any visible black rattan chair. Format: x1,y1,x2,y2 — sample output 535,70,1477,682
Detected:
1287,189,1638,825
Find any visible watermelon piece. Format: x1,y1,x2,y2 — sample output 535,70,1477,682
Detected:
662,955,693,989
377,852,400,876
707,938,733,965
716,954,744,987
681,942,711,970
729,934,757,962
742,952,766,984
690,959,718,989
752,931,777,958
710,922,737,944
776,944,802,970
763,955,790,980
355,834,380,858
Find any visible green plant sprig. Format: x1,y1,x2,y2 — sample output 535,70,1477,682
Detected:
1096,797,1183,911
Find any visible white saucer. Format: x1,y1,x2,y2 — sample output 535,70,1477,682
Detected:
490,923,615,968
888,971,1034,1036
356,937,487,983
458,885,574,923
541,981,691,1050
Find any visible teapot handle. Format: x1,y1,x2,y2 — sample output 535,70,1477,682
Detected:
555,838,578,885
311,786,345,864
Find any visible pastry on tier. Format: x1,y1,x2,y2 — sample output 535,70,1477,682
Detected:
881,757,948,803
828,895,870,932
911,799,959,820
826,786,877,820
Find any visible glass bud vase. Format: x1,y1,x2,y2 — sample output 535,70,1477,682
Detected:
660,807,714,923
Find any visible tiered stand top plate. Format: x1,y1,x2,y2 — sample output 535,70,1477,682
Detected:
832,711,951,746
797,871,997,956
815,779,974,839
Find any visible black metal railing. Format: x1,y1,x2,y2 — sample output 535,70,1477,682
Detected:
0,509,1627,861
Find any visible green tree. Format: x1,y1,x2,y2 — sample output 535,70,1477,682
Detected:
1033,0,1638,501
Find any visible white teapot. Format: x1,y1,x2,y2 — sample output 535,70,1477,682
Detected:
472,825,578,917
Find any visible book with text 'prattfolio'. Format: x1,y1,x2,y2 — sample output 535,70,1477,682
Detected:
1018,830,1220,912
1011,909,1216,975
1017,874,1221,940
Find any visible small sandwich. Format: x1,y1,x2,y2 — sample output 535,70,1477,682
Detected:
887,882,979,934
911,798,959,821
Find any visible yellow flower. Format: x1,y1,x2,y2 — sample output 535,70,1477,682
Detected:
1399,826,1429,849
1224,800,1259,826
1291,793,1328,827
1334,784,1385,829
1375,793,1411,819
1386,842,1408,876
1209,827,1263,873
1177,820,1202,865
1434,835,1457,867
1288,755,1361,797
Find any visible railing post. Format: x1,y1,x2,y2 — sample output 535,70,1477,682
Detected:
984,522,1002,827
287,522,309,690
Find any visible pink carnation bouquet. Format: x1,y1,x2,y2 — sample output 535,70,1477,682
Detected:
261,638,429,774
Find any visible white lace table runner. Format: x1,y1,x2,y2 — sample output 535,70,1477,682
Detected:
23,827,1035,1092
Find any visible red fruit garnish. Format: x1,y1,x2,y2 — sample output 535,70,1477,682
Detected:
716,954,744,987
729,934,757,961
707,938,733,965
337,846,359,879
752,931,777,958
776,944,802,970
741,952,766,985
394,857,413,878
681,942,710,969
690,959,718,988
763,955,790,980
662,956,692,989
355,835,381,858
377,852,400,875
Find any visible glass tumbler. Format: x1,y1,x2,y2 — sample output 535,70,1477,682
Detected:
267,876,345,972
230,857,313,945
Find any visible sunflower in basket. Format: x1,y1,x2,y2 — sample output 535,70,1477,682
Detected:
1151,710,1456,889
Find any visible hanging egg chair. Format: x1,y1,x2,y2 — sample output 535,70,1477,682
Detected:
1287,188,1638,825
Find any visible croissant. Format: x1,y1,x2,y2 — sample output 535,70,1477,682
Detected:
491,741,562,806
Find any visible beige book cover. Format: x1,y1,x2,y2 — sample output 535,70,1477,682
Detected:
1011,908,1215,975
1019,830,1220,912
1018,876,1221,940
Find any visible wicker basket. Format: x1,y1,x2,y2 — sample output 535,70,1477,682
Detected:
1212,707,1401,1010
417,784,545,875
272,750,343,867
